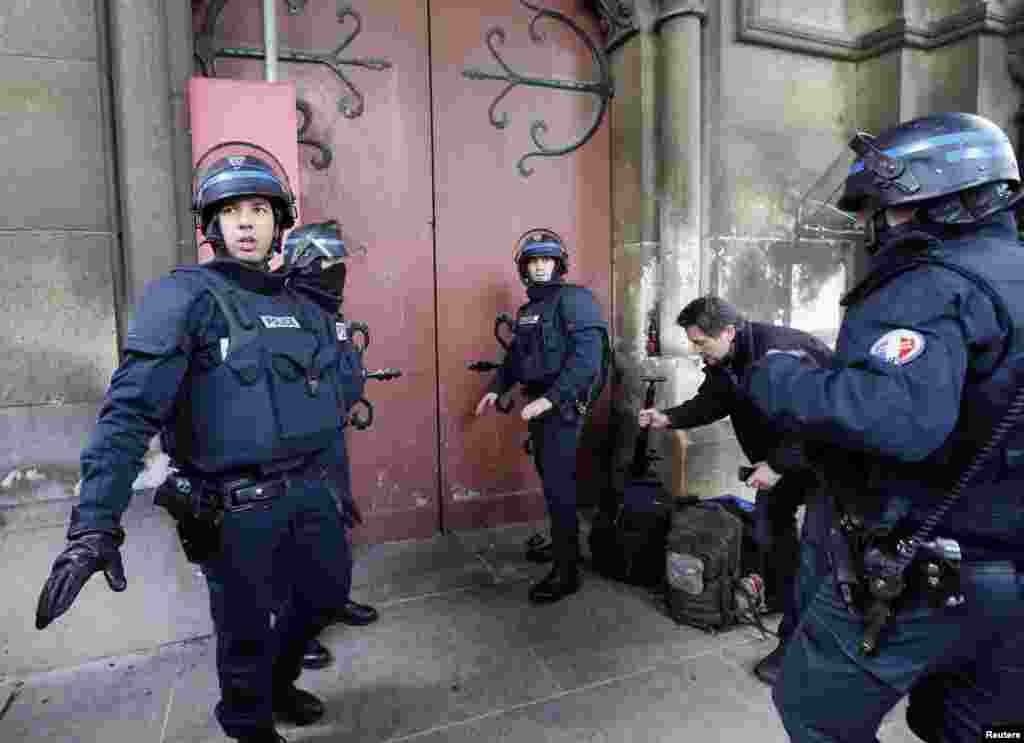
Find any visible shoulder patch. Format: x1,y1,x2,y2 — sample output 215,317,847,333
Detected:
335,321,348,341
869,329,926,366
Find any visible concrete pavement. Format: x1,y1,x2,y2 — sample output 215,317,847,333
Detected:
0,521,920,743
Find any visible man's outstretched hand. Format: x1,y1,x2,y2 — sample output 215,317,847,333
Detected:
36,531,126,630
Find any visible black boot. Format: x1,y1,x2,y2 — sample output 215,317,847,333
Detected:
528,561,581,603
334,599,379,626
524,532,553,563
528,529,581,604
273,685,325,726
753,642,787,685
301,638,332,670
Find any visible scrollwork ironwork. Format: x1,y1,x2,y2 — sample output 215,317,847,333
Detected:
194,1,392,172
462,1,614,177
296,99,333,169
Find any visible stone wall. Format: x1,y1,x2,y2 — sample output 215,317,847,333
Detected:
603,0,1023,499
0,0,197,676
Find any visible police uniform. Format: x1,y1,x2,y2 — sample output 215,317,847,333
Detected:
74,259,360,738
662,320,831,648
490,275,606,603
36,145,363,743
746,113,1024,742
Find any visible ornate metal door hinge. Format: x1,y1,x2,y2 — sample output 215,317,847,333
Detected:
194,1,392,170
462,1,614,177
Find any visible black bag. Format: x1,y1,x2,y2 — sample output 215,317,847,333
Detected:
589,479,673,586
664,501,745,632
588,377,672,587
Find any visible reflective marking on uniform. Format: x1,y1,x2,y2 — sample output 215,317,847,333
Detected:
335,321,347,341
519,315,541,325
260,315,301,329
848,128,1005,174
869,329,926,366
943,143,1013,163
220,337,230,361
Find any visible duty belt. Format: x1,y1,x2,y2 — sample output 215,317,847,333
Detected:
202,454,313,512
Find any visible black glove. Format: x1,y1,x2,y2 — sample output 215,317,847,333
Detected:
36,530,127,630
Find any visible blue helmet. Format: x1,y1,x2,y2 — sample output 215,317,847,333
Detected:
514,228,569,285
282,220,347,269
192,141,297,251
837,112,1021,225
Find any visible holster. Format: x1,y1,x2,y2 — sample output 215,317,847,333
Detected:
175,515,221,564
155,473,224,563
155,468,289,563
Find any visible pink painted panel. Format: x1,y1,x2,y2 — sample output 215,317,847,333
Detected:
187,77,300,264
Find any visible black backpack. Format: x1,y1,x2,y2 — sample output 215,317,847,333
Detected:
589,479,672,586
663,501,746,632
588,378,671,587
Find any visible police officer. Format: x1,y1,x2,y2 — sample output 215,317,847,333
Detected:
744,112,1024,742
475,229,607,604
35,143,364,743
279,221,379,672
637,295,831,685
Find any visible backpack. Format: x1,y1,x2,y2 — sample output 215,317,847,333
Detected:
589,479,673,587
705,495,760,578
664,501,746,632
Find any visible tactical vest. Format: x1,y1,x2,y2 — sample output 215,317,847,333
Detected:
170,266,345,474
509,284,610,402
841,235,1024,555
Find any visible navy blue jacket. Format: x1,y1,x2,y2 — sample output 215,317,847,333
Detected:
746,213,1024,557
665,321,832,474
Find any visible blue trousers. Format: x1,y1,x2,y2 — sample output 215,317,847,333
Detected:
528,408,585,559
774,539,1024,743
201,476,353,739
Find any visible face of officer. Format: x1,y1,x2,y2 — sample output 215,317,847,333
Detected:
216,196,276,264
526,256,557,283
685,324,735,366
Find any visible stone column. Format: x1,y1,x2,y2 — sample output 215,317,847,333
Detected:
609,24,662,489
608,1,706,494
164,1,198,267
648,2,706,495
106,0,180,315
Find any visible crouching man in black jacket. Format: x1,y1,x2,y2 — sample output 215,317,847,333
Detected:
638,295,832,685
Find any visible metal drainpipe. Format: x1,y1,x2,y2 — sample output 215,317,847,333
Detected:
263,0,279,82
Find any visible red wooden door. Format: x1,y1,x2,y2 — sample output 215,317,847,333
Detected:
430,1,612,531
191,1,610,542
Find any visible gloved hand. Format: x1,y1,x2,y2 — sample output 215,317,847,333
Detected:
36,530,127,630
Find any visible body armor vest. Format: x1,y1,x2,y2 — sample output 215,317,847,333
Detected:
169,266,344,473
510,288,572,387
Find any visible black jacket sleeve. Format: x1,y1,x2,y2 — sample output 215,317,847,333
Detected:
663,372,733,429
